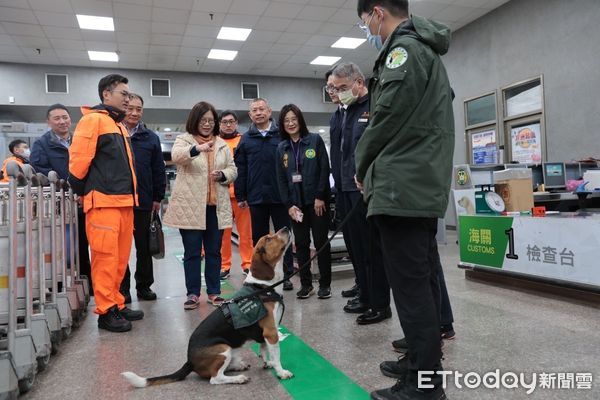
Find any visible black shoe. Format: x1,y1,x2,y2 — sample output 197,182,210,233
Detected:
137,288,157,301
121,291,132,304
371,380,446,400
392,338,408,354
357,307,392,325
380,356,410,380
296,286,314,299
317,287,331,299
440,325,455,340
243,268,250,276
98,306,132,332
346,296,361,305
341,284,359,298
343,301,368,314
120,307,144,321
220,269,230,280
283,280,293,291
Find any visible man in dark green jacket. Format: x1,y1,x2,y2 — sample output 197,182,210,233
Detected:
355,1,454,399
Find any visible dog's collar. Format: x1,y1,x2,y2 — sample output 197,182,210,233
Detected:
243,283,284,303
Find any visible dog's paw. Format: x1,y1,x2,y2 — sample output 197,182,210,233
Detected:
233,375,251,384
277,369,293,380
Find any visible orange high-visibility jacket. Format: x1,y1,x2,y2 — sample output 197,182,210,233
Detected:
221,134,241,198
0,155,26,182
68,105,138,212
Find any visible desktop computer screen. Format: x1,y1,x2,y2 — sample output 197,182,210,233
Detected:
543,162,567,190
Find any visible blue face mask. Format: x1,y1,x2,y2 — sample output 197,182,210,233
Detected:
362,10,384,51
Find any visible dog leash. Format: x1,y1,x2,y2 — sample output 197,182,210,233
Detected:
223,198,362,305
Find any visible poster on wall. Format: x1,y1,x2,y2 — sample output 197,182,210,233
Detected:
471,129,498,165
510,123,542,164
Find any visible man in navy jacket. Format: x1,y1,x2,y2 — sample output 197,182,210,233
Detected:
31,104,93,295
234,98,294,290
119,94,166,302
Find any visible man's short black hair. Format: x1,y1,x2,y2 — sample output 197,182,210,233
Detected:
98,74,128,102
8,139,27,154
219,110,238,121
357,0,409,18
46,103,69,119
129,93,144,106
325,68,334,81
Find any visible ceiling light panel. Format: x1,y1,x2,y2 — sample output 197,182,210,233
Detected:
88,50,119,62
77,15,115,31
310,56,341,65
208,49,238,61
217,27,252,41
331,37,366,49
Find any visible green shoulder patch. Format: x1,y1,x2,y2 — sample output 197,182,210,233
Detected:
385,47,408,70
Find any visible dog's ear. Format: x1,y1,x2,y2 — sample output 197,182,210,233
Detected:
250,246,275,281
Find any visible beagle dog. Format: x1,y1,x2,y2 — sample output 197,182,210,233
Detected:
121,227,293,387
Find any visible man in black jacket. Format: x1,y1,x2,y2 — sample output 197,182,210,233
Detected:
30,104,93,296
330,62,391,324
119,94,166,302
234,98,294,290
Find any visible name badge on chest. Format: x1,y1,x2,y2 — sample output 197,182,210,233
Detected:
292,173,303,183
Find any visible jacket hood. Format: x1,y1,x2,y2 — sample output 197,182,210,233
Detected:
395,16,450,55
82,104,126,122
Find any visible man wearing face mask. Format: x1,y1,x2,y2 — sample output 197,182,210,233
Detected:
355,1,455,399
0,139,29,182
330,63,391,325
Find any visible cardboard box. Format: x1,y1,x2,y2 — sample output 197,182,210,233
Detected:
493,169,534,212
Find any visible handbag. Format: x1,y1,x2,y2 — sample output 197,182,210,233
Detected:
148,211,165,259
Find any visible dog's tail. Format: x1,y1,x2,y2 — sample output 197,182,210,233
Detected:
121,362,194,388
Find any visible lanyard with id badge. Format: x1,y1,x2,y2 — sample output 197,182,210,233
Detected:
291,140,302,183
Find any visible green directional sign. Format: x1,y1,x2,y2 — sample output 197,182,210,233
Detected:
459,216,514,268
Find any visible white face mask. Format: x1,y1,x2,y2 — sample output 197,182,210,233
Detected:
21,149,31,158
337,80,359,106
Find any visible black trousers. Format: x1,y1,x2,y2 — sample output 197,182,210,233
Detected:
77,209,92,295
121,209,154,292
372,215,442,377
249,204,294,276
292,204,332,288
436,243,454,327
367,218,391,311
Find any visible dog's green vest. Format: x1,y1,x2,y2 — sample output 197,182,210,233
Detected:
225,286,269,329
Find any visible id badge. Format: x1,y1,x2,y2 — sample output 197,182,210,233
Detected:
292,173,303,183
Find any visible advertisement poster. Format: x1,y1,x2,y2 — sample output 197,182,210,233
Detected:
471,130,497,165
510,123,542,164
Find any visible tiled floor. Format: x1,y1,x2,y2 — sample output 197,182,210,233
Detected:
21,229,600,399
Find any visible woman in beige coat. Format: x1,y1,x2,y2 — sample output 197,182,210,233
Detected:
163,101,237,309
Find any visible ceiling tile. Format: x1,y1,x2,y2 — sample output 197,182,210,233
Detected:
115,18,152,33
119,53,148,62
433,5,479,22
286,19,323,34
276,32,310,45
328,8,357,24
0,44,24,55
0,0,30,9
229,0,269,16
150,33,182,46
255,16,293,31
11,34,51,47
70,0,114,17
57,57,90,66
2,22,45,36
114,3,153,20
0,7,38,24
117,42,150,54
262,2,304,18
43,26,82,40
29,0,72,12
152,21,186,35
81,30,116,42
0,34,16,45
148,44,179,55
192,0,232,13
180,35,214,48
297,6,338,22
84,40,118,51
247,30,280,44
305,34,339,47
151,7,189,23
50,38,87,50
268,43,300,54
309,0,345,7
410,1,452,18
153,0,193,10
115,0,153,5
188,11,226,26
116,31,151,44
317,22,354,36
261,52,289,63
54,48,88,58
34,10,78,27
184,25,219,38
222,13,260,28
236,49,268,61
178,47,209,57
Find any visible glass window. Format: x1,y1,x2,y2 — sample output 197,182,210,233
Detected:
465,93,496,127
504,78,542,117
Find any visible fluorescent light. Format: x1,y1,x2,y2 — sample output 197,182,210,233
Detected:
318,129,325,133
77,15,114,31
310,56,341,66
208,49,238,61
331,37,366,49
217,27,252,41
88,51,119,62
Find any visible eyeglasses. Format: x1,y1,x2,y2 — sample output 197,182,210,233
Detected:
283,117,298,126
328,79,358,94
200,118,215,126
111,90,130,97
357,10,374,32
220,119,237,126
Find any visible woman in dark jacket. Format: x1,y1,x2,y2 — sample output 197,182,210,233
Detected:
276,104,332,299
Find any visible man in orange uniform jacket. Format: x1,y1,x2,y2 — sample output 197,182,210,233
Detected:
68,74,144,332
0,139,29,182
218,110,253,279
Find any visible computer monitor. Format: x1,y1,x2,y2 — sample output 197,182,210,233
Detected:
543,162,567,190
